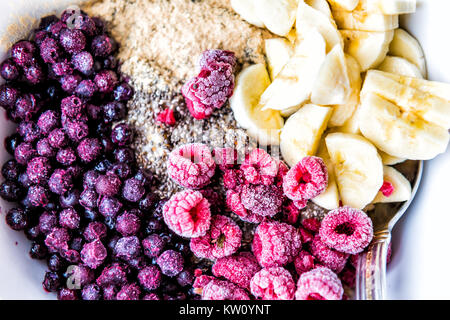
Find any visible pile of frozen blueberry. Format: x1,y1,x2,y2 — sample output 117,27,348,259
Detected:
0,10,197,300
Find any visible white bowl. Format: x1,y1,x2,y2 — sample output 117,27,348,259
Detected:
0,0,449,300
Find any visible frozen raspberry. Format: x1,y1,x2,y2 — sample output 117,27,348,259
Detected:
299,227,314,244
250,267,296,300
116,283,141,300
26,156,51,184
252,221,302,268
283,156,328,201
282,201,301,225
182,62,234,120
190,215,242,260
138,265,162,291
81,239,107,269
167,143,216,189
198,49,236,70
240,149,278,185
156,108,176,126
212,252,261,289
48,169,73,195
193,274,216,290
302,217,321,233
240,184,283,217
294,251,316,276
295,267,343,300
310,235,349,273
226,190,264,223
380,181,395,197
319,207,373,255
163,189,211,238
156,250,184,277
201,279,250,300
213,147,238,170
223,169,245,191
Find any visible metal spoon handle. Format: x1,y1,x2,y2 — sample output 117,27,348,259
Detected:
356,230,391,300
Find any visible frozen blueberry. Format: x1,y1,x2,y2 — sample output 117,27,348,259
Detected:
111,123,133,146
48,169,73,195
83,222,107,242
114,236,141,260
27,156,51,184
0,84,20,109
98,196,122,218
114,148,134,163
103,101,126,123
60,74,82,93
4,133,22,155
94,70,118,93
91,34,114,57
0,180,24,202
13,93,39,121
113,82,134,101
57,288,78,300
83,170,99,189
144,218,163,234
81,283,101,300
176,269,194,287
156,250,184,277
44,227,70,252
18,121,41,142
75,80,97,98
59,28,86,53
138,265,162,291
61,95,85,118
65,265,95,288
134,169,153,187
5,208,28,231
116,212,140,236
30,241,48,259
11,40,36,66
116,283,141,300
37,110,59,134
59,189,80,208
59,207,80,230
72,51,93,75
1,159,21,181
142,234,166,259
77,137,102,163
48,128,68,148
56,148,77,166
108,163,132,180
36,138,56,157
43,271,61,292
96,263,128,288
121,178,145,202
39,212,58,234
48,254,67,272
0,58,20,81
72,14,96,36
95,172,121,197
64,119,89,142
81,239,107,269
52,59,73,76
23,63,45,84
39,37,61,63
79,188,98,209
14,142,36,164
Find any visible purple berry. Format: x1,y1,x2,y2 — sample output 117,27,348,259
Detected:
30,241,48,259
52,59,73,76
111,123,133,146
48,169,73,195
91,34,114,57
27,185,50,207
72,51,93,75
43,271,61,292
39,37,60,63
0,84,20,109
116,212,140,236
11,40,36,66
156,250,184,277
4,133,22,155
96,263,128,287
177,269,194,287
45,227,70,252
114,236,141,260
94,69,118,93
65,265,95,288
1,159,21,181
116,283,141,300
13,93,39,121
138,266,162,291
103,101,126,123
60,74,81,93
121,177,145,202
37,110,59,134
39,212,58,234
59,189,80,208
57,288,78,300
84,222,107,242
98,196,123,218
5,208,28,230
142,234,166,259
59,207,80,230
48,254,66,272
77,137,102,163
114,148,134,163
95,172,121,197
59,28,86,53
108,163,132,180
23,63,45,84
56,147,77,166
76,80,97,98
83,170,99,189
79,188,98,209
81,284,101,300
81,239,107,269
0,58,20,81
113,82,134,101
48,128,68,148
61,95,85,118
64,119,89,142
36,138,56,157
27,156,51,184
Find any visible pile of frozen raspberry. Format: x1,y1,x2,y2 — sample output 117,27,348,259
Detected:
164,143,376,300
181,49,236,120
0,10,200,300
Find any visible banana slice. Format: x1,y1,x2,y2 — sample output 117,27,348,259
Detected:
338,103,362,134
260,30,326,112
265,38,294,80
340,29,394,71
327,0,358,11
296,1,343,52
330,0,416,15
311,139,340,210
328,54,362,127
359,92,450,160
230,0,265,28
332,10,399,31
311,45,351,106
362,70,450,129
389,28,426,77
305,0,333,18
325,132,384,209
377,56,423,79
229,64,284,146
280,104,333,167
255,0,298,36
373,166,412,203
379,151,406,165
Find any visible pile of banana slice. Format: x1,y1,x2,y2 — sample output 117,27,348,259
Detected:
229,0,450,211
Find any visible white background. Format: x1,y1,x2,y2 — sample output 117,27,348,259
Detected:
0,0,449,300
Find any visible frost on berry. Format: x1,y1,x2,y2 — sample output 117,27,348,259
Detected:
198,49,236,70
212,251,261,289
163,189,211,238
310,235,349,273
294,251,316,276
252,221,302,268
201,279,250,300
250,267,296,300
226,190,264,224
283,156,328,201
240,184,283,218
182,61,234,120
295,267,343,300
240,148,278,185
167,143,216,189
380,181,395,197
319,206,373,255
190,215,242,260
